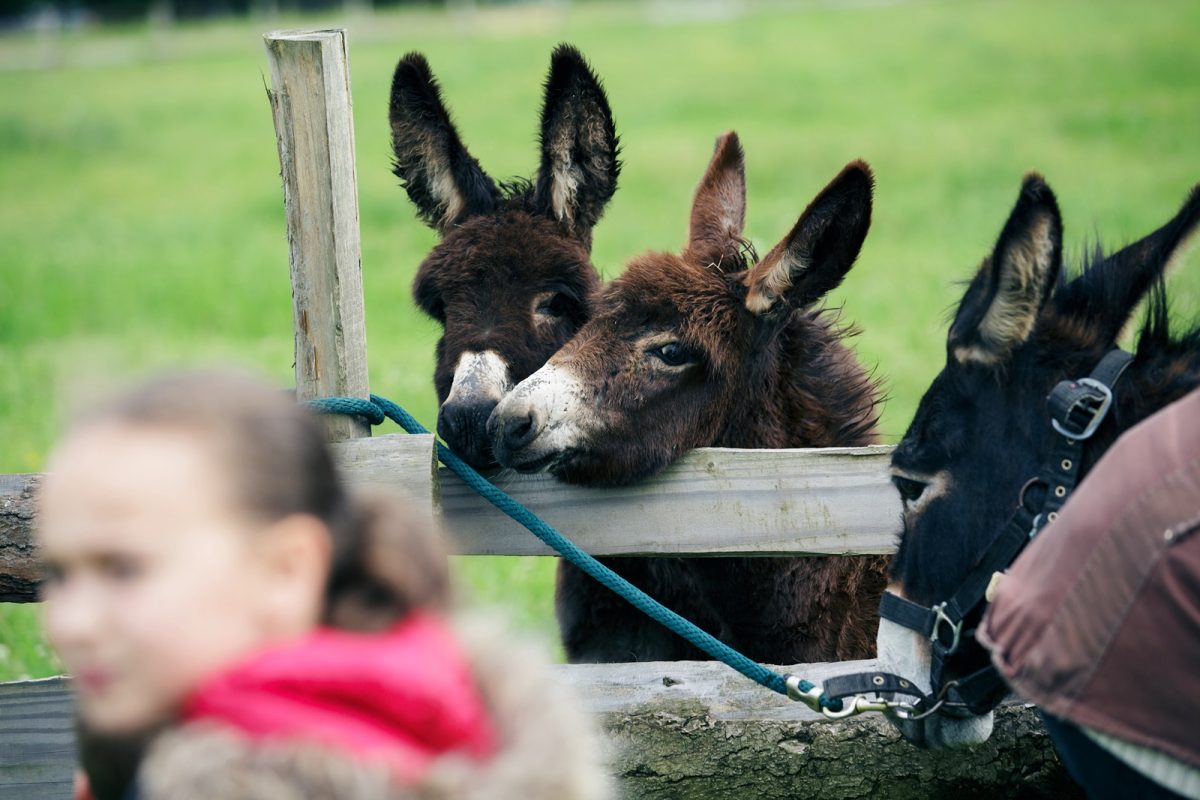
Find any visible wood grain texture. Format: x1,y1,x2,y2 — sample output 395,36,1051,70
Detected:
265,29,370,442
439,445,902,556
331,433,438,530
0,474,40,602
0,678,75,800
0,667,1075,800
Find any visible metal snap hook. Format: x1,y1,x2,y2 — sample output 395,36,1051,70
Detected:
821,695,891,720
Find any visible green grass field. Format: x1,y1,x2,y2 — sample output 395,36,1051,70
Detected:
2,0,1198,681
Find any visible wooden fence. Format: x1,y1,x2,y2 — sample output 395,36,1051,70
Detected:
0,29,1073,799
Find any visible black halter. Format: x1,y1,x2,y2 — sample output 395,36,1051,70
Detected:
820,348,1135,720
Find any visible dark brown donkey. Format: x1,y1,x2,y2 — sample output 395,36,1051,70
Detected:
489,133,888,664
389,45,619,468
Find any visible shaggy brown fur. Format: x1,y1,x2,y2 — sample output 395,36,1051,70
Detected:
491,133,888,664
391,45,619,468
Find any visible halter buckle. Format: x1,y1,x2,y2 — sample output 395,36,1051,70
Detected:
1049,377,1113,441
930,602,962,655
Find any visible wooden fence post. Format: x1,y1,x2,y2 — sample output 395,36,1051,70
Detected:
264,28,370,441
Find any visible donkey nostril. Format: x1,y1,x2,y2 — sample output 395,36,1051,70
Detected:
439,400,497,455
503,410,539,452
437,407,461,443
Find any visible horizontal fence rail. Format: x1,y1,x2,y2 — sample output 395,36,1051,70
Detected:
440,444,901,557
0,441,899,601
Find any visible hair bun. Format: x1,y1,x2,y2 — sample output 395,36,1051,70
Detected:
323,490,451,631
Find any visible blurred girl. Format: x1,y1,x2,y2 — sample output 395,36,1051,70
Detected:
38,371,608,800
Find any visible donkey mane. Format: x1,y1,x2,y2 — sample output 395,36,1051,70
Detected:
748,304,883,449
1058,246,1200,357
1041,240,1200,435
701,234,757,275
1136,282,1200,361
483,177,552,216
389,173,543,222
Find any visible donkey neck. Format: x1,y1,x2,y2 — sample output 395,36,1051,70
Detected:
714,311,881,450
1083,348,1200,471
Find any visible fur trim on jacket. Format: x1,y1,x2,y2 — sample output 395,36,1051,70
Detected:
136,615,611,800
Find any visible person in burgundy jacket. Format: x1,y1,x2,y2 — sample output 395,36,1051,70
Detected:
981,386,1200,800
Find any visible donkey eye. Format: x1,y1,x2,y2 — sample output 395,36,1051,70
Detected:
536,293,571,318
648,342,693,367
892,475,928,505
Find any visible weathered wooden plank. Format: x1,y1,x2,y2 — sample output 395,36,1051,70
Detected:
439,445,901,556
0,678,75,800
265,28,370,442
331,433,438,530
0,474,40,603
0,667,1073,800
0,445,900,599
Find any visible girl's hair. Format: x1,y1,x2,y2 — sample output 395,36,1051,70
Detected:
80,370,449,628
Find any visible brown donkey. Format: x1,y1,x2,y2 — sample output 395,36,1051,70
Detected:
390,45,619,468
489,133,888,664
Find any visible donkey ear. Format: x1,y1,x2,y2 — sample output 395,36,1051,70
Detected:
1054,184,1200,345
744,161,873,315
949,175,1062,366
533,45,621,242
684,132,747,270
389,53,501,233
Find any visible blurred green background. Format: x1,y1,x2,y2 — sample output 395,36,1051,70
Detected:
2,0,1198,680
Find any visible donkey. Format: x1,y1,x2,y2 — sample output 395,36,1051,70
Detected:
489,132,889,664
389,45,619,468
881,175,1200,748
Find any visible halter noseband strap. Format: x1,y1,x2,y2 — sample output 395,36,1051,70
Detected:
827,348,1134,719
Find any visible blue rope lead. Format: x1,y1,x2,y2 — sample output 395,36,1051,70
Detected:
308,394,839,710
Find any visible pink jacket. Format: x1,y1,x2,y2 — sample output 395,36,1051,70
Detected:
182,613,496,783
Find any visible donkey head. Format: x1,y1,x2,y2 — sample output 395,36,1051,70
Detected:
882,176,1200,748
488,132,874,485
391,45,618,468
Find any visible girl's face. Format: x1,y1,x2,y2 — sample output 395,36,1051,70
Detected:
39,423,323,735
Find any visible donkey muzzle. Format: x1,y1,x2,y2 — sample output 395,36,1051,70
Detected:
438,398,499,469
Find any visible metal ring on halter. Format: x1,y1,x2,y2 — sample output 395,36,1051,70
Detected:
1018,476,1047,511
889,680,961,722
930,601,963,654
889,697,946,722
